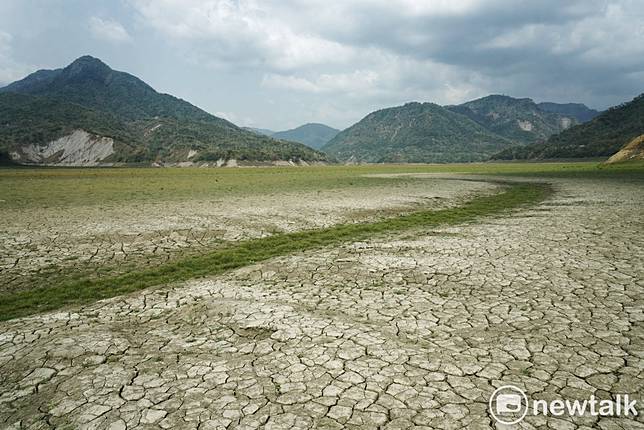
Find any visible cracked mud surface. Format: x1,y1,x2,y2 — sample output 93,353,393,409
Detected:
1,176,643,429
0,178,494,294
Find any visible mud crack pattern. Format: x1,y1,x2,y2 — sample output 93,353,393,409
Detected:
0,178,642,429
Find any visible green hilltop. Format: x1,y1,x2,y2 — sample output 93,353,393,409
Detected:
322,102,514,163
322,95,585,163
0,56,326,164
536,102,600,123
447,95,577,144
493,93,644,160
272,123,340,150
2,55,629,165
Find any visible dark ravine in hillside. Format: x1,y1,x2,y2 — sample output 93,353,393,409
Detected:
492,93,644,160
0,56,326,166
322,102,514,163
272,123,340,150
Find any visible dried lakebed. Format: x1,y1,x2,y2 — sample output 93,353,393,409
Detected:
0,175,643,429
0,177,495,296
1,179,545,320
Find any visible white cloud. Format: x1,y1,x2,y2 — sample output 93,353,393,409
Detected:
481,2,644,66
0,31,11,58
124,0,644,127
572,3,644,67
132,0,353,70
262,74,321,93
262,70,380,94
131,1,643,96
214,110,255,125
88,17,132,43
262,51,487,108
0,31,33,86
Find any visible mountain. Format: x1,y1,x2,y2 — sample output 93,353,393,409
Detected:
492,93,644,160
321,102,513,163
0,56,326,165
244,123,340,150
272,123,339,150
537,102,600,123
0,92,141,163
605,135,644,164
447,95,577,144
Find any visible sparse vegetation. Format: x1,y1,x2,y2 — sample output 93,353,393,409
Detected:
448,95,576,143
322,102,514,163
2,161,642,321
493,93,644,160
322,95,585,163
0,176,551,320
3,161,643,210
271,123,340,150
0,56,326,163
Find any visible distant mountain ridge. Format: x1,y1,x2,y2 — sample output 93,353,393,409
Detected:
537,102,600,123
322,102,514,163
0,56,326,165
1,56,215,122
2,57,617,165
447,95,577,144
321,94,594,163
272,123,339,150
492,93,644,160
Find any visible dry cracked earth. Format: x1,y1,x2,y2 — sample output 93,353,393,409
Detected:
0,176,643,429
0,178,494,294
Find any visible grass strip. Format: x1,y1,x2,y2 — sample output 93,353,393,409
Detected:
0,181,551,321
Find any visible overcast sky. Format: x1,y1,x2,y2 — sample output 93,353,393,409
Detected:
1,0,643,130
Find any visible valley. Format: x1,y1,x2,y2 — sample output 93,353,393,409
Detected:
5,56,637,168
0,46,641,430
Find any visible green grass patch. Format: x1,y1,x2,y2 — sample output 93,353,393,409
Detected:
1,161,642,210
0,181,551,321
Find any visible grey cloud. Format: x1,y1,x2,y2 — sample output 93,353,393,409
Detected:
1,0,642,128
88,17,132,43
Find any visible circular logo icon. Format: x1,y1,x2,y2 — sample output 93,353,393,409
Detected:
489,384,529,425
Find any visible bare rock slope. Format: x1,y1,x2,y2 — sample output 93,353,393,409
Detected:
606,134,644,163
0,56,326,165
14,129,114,166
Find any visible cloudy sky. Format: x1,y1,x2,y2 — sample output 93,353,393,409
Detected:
1,0,643,130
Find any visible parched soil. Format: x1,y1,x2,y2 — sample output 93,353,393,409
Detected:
0,178,496,294
0,176,642,429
